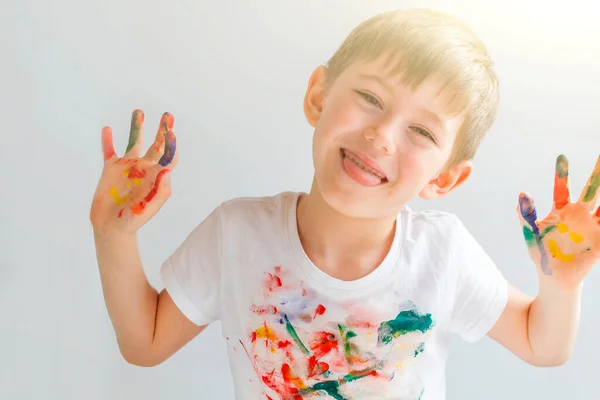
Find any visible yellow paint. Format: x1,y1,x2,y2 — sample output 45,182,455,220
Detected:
548,240,575,263
123,169,143,188
568,232,584,243
557,223,569,233
395,361,406,369
109,186,131,205
255,325,278,342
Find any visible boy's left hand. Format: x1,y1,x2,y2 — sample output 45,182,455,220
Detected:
518,155,600,288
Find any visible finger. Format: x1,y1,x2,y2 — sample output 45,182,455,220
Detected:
578,155,600,209
125,109,145,157
553,154,571,210
144,112,175,161
518,192,553,275
158,131,177,167
101,126,116,161
129,169,172,217
518,192,541,248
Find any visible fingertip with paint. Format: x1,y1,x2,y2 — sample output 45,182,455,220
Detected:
132,109,145,119
555,154,569,178
518,192,535,217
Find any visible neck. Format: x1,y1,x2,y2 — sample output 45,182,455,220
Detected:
296,178,397,280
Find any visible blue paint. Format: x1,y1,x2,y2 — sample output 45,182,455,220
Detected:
519,194,551,275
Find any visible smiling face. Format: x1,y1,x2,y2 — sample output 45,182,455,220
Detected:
304,55,474,219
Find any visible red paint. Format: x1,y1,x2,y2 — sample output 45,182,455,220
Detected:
301,288,307,296
277,340,292,349
265,273,283,291
554,172,570,209
116,158,137,165
310,332,338,358
307,356,330,378
127,165,147,179
595,207,600,223
281,364,305,392
251,332,257,343
117,209,123,218
314,304,326,318
132,169,169,215
250,305,278,315
261,371,297,398
162,112,174,131
346,317,377,329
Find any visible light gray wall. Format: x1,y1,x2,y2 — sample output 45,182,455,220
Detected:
2,0,599,399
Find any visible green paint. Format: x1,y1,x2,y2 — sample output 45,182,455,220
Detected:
418,388,425,400
583,173,600,202
540,225,557,239
338,324,358,360
414,342,425,357
311,381,346,400
524,224,556,247
522,226,535,247
377,310,434,346
126,110,143,153
304,367,379,400
284,315,310,355
342,366,377,383
556,154,569,178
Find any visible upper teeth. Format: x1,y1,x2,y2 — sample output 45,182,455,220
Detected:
345,151,386,179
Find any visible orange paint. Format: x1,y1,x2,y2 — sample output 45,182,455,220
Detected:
554,172,570,209
127,165,147,180
129,169,169,216
281,363,306,389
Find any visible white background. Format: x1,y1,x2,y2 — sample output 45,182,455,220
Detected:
1,0,599,399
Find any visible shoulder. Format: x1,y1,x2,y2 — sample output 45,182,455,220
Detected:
401,206,465,244
217,191,299,228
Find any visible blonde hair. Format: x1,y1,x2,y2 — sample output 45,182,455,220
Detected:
324,9,499,169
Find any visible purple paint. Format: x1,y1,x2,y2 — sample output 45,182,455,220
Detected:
519,193,551,275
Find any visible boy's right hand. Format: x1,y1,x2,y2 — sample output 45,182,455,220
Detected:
90,110,178,235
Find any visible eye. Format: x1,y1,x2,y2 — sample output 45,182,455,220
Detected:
411,126,437,144
356,90,382,108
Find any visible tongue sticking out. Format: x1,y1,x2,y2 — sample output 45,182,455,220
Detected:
342,152,385,186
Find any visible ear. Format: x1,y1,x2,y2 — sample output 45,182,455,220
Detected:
419,160,473,200
303,65,328,127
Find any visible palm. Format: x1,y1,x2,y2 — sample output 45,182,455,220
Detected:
518,155,600,287
90,110,177,233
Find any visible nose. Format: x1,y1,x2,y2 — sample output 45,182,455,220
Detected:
363,126,396,155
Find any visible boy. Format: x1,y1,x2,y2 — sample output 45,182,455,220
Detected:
90,8,600,400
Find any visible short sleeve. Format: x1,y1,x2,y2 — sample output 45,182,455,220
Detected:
160,204,223,326
447,218,508,343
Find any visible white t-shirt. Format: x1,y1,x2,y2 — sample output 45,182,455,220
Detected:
160,191,508,400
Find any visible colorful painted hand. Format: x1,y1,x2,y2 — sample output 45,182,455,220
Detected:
90,110,178,234
241,267,432,400
518,154,600,286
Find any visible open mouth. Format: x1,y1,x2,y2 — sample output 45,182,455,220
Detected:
341,148,389,185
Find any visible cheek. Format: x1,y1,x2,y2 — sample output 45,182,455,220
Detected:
396,152,441,183
320,96,369,136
